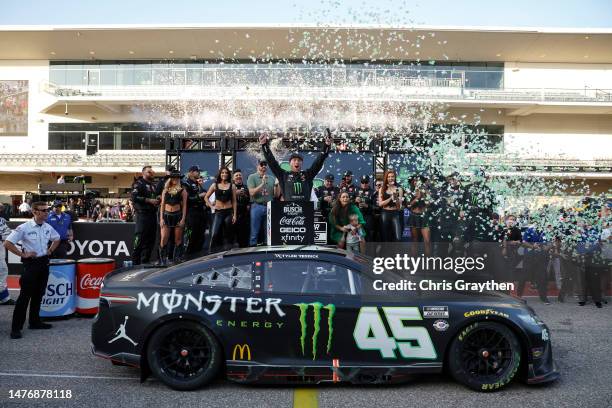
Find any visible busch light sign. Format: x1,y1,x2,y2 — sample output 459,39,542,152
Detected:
267,201,314,245
40,260,76,317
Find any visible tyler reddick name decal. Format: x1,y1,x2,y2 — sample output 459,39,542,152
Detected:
136,291,285,317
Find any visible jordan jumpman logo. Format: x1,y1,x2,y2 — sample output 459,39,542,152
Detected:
108,316,138,346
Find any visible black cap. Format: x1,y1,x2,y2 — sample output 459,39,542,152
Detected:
325,174,334,181
188,165,201,172
258,159,268,165
360,175,370,183
289,153,303,161
165,165,176,172
344,170,353,177
52,200,63,208
169,171,182,178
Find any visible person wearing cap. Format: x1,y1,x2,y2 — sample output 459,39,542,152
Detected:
183,165,207,255
436,172,465,255
157,171,187,265
339,170,357,202
247,160,277,246
46,200,73,259
259,129,333,202
4,201,60,339
356,175,375,240
155,164,177,198
315,174,340,220
130,165,160,265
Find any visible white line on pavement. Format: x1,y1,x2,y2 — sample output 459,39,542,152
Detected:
0,372,139,380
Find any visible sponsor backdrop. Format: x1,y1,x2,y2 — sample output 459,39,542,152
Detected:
6,221,134,274
178,151,222,190
267,201,315,245
235,150,375,187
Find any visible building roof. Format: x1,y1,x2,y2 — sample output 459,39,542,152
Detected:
1,24,611,63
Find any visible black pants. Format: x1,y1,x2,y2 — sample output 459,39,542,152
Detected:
380,210,401,242
235,210,250,248
517,251,548,300
184,208,206,255
132,212,157,265
209,209,234,253
12,256,49,331
582,262,604,303
361,213,374,243
51,240,70,259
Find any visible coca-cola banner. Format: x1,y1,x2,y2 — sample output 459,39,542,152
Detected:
267,201,314,245
6,221,134,274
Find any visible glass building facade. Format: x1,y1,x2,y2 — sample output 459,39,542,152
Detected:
50,61,504,89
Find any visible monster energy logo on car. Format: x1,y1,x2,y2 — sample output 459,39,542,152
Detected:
296,302,335,360
293,181,303,195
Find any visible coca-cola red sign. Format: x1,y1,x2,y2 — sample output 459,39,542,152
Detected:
80,273,104,290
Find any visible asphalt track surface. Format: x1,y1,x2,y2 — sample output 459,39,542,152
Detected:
0,297,610,408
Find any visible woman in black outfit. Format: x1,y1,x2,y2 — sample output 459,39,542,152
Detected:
408,175,432,256
205,167,237,253
158,172,188,265
378,169,404,242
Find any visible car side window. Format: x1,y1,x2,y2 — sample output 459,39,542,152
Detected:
176,263,252,290
263,260,357,295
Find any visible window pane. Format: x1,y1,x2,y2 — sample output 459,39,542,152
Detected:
263,260,352,295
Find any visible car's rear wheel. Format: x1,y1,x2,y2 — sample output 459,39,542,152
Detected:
147,321,221,390
448,321,521,392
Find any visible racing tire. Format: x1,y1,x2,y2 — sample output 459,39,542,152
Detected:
448,321,522,392
147,321,222,390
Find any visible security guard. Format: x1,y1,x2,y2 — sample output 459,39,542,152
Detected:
183,165,207,255
315,174,339,219
4,202,60,339
130,166,159,265
47,200,73,258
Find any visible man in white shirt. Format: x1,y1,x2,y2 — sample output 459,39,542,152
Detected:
4,202,60,339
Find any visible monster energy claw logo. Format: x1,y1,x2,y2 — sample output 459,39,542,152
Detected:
293,182,303,195
296,302,335,360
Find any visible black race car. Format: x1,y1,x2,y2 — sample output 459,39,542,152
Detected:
92,246,559,392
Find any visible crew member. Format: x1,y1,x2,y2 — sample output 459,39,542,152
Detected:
47,200,73,258
183,165,207,255
315,174,339,219
130,166,159,265
339,170,357,202
233,169,251,248
356,175,375,240
4,202,60,339
259,129,333,201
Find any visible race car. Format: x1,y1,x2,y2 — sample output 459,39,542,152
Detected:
92,245,559,392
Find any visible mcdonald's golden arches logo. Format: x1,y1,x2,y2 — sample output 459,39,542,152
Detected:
232,344,252,361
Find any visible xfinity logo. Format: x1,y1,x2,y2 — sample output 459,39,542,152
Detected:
67,240,130,257
283,203,303,215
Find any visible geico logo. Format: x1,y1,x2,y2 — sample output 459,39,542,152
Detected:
280,227,306,233
80,274,104,290
67,240,130,257
232,344,251,360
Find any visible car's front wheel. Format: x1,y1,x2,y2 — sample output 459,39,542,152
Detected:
448,321,522,392
147,321,222,390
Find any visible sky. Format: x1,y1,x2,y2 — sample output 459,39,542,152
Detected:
1,0,611,27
